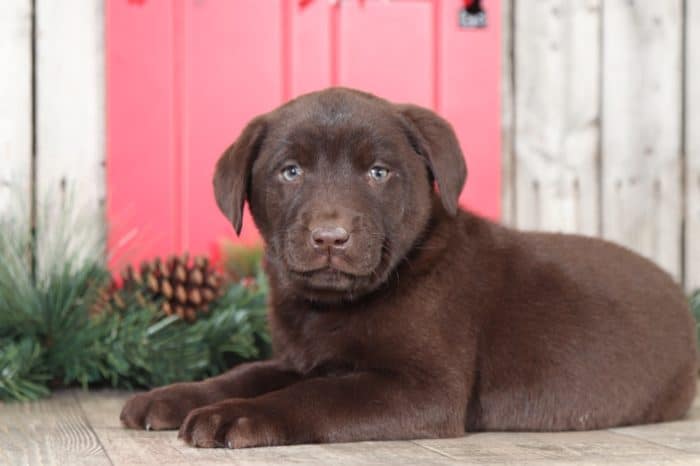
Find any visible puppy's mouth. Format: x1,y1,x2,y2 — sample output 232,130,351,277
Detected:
293,267,358,291
289,254,371,290
281,229,387,299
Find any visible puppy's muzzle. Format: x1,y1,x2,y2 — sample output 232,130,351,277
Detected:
310,226,350,253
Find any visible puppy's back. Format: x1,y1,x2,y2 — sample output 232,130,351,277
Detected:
464,216,697,430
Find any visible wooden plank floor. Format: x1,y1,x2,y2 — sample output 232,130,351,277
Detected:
2,389,700,465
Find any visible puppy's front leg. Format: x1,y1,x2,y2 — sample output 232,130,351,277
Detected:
179,371,464,448
120,359,300,430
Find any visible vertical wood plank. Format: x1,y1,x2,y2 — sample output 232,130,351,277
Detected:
0,0,32,219
106,0,176,268
35,0,105,265
439,0,502,220
602,0,683,280
183,0,283,254
291,0,332,97
514,0,601,235
686,0,700,292
501,0,515,226
339,0,434,107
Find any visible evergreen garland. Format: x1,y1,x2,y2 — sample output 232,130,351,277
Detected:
0,196,269,402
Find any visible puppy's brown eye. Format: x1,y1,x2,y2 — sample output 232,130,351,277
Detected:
369,166,390,181
281,164,303,182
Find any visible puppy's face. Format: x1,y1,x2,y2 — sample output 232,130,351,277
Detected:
214,89,466,302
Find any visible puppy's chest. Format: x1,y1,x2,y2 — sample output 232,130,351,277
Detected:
275,307,384,375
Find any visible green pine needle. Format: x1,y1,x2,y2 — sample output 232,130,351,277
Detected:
0,187,270,402
0,337,51,401
691,290,700,347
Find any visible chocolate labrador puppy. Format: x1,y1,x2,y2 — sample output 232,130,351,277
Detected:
121,88,697,448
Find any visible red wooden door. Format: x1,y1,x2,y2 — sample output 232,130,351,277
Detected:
107,0,501,267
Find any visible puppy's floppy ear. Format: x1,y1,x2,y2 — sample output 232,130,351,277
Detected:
213,116,267,235
396,104,467,216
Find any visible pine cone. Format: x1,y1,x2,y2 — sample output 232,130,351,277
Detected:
89,277,130,317
91,270,150,317
119,254,225,322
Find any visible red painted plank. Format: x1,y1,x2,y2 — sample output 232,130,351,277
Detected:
338,0,434,107
106,0,177,267
439,0,501,219
107,0,502,264
183,0,283,254
290,0,332,97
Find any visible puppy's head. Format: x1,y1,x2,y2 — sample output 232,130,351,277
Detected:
214,88,466,302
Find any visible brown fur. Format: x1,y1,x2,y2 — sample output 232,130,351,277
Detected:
121,88,697,448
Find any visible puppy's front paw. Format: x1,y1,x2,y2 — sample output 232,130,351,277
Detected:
120,385,207,431
178,401,286,449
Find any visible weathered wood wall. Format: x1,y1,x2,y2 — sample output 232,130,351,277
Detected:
0,0,105,271
0,0,32,222
503,0,698,291
0,0,697,291
35,0,106,266
687,0,700,292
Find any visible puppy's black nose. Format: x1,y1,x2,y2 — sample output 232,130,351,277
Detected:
311,226,350,250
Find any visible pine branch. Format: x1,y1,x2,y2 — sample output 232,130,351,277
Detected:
0,186,270,402
691,290,700,348
0,337,51,401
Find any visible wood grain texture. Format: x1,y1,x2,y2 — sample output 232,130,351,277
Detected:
611,394,700,453
601,0,683,280
686,0,700,291
34,0,105,266
0,391,111,466
0,0,32,218
612,421,700,456
500,0,515,226
75,391,202,466
415,430,696,465
74,390,454,466
4,389,699,465
514,0,601,235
